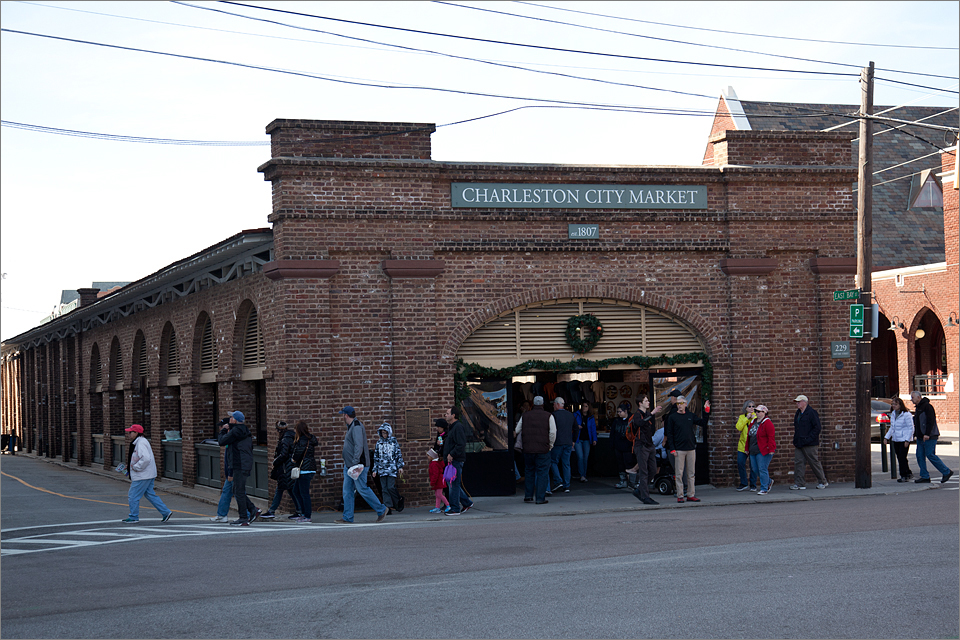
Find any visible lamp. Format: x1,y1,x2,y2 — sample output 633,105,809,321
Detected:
888,316,904,331
915,328,926,339
948,312,958,328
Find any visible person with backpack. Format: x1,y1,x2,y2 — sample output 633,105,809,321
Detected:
629,395,661,505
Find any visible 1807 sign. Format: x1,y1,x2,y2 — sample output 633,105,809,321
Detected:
568,224,599,239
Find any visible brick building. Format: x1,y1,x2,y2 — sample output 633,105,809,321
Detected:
2,117,867,508
705,88,957,430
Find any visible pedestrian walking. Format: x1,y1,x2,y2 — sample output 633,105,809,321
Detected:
262,420,301,520
373,422,405,515
884,397,914,482
751,405,776,495
574,402,597,482
218,411,260,526
910,391,954,484
427,448,451,513
290,421,318,523
790,395,828,490
735,400,758,491
549,397,575,493
665,396,710,503
209,416,256,523
611,402,636,489
121,424,173,523
516,396,556,504
334,406,387,524
442,406,475,515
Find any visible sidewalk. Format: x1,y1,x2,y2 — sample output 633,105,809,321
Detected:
10,436,957,524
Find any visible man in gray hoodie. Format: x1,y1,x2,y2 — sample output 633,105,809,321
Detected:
334,406,387,524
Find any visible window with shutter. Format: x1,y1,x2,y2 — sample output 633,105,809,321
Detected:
92,348,102,393
166,329,180,387
242,307,265,380
111,342,124,391
137,339,148,379
457,298,703,369
199,318,217,383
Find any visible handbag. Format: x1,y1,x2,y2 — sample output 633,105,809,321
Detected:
443,463,457,483
290,466,300,480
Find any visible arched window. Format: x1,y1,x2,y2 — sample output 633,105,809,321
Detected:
91,345,103,393
163,325,180,387
110,339,124,391
199,317,217,383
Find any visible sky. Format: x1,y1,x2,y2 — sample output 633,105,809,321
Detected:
1,0,958,341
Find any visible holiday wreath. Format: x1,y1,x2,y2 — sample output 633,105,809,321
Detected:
565,314,604,354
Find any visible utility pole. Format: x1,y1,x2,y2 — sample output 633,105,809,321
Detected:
855,62,874,488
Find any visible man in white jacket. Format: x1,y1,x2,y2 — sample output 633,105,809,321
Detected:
121,424,173,523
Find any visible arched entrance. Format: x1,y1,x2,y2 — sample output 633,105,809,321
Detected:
913,310,948,395
873,312,901,398
455,298,710,496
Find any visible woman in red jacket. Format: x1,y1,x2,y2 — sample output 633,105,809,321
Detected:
750,405,777,495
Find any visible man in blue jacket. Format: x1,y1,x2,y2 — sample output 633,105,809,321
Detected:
791,395,829,490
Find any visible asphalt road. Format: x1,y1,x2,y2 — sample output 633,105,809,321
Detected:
2,455,958,639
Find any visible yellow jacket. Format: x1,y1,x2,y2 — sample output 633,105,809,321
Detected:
735,414,755,453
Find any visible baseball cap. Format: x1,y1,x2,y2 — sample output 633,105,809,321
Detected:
230,411,245,423
668,389,683,398
338,406,356,417
756,405,769,413
125,424,144,434
794,395,808,402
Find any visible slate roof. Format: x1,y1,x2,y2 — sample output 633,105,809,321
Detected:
736,100,954,269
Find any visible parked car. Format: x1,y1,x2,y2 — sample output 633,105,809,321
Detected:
871,398,894,441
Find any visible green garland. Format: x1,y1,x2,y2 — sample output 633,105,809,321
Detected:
565,314,604,354
454,352,712,408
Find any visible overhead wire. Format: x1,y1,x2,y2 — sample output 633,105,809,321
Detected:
515,1,960,52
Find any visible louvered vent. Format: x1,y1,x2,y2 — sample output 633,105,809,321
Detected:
457,299,703,368
166,330,180,386
200,320,216,372
112,344,124,390
93,350,102,390
243,308,265,371
137,340,148,378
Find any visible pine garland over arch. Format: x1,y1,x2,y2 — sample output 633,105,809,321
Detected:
454,352,712,408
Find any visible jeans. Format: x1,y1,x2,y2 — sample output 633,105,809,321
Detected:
341,467,386,522
550,444,572,488
217,478,234,518
915,437,950,478
633,444,656,501
793,445,827,486
737,451,757,488
378,475,400,509
294,472,314,518
268,482,301,515
447,460,473,513
574,440,591,478
524,452,551,502
128,478,171,520
750,452,773,491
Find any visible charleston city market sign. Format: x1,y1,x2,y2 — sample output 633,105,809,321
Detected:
451,183,707,209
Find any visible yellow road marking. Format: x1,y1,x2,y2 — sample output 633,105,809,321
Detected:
0,470,207,516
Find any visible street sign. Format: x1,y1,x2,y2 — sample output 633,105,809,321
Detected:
849,304,865,338
834,289,860,301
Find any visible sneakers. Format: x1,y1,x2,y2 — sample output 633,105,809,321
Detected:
686,496,700,502
736,485,748,492
677,497,685,503
523,497,533,502
553,483,565,492
296,516,312,523
461,504,473,514
249,508,262,522
229,519,249,527
121,517,139,523
749,487,758,492
260,511,276,519
816,483,829,490
614,481,627,489
942,470,954,484
790,484,806,490
915,477,931,483
535,500,549,504
161,512,173,523
642,497,659,505
376,510,387,523
563,487,570,493
443,506,453,513
757,489,768,495
579,476,587,483
209,515,228,522
429,507,442,513
333,518,353,524
288,513,303,519
444,510,461,516
545,490,553,496
769,479,775,489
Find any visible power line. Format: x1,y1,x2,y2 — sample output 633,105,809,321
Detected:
218,1,859,77
0,120,270,146
436,1,957,81
875,76,959,95
515,1,960,51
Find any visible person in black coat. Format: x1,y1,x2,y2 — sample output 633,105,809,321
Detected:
218,411,258,525
665,397,710,502
611,402,636,489
290,421,319,522
263,421,301,519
